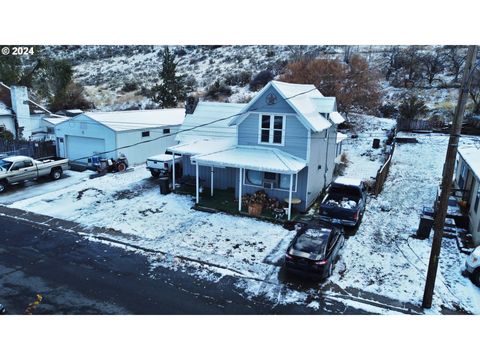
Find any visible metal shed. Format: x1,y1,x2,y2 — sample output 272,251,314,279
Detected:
54,109,184,166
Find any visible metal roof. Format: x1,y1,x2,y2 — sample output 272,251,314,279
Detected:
192,145,307,174
80,108,185,132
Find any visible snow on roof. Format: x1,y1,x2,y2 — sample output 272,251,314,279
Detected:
43,115,68,126
329,111,346,125
271,81,334,132
311,97,336,113
192,145,307,174
168,138,235,156
459,146,480,179
333,176,363,187
176,102,245,144
336,132,348,143
82,108,185,132
0,102,11,116
230,81,344,132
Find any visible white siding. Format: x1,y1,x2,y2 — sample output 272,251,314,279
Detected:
116,125,181,165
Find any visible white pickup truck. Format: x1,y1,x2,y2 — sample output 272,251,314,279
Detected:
146,153,182,178
0,155,69,193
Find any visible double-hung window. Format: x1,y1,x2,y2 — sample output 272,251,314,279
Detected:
260,114,284,145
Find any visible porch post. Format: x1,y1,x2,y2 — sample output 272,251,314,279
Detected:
172,153,176,192
210,166,214,197
195,162,199,204
238,167,243,212
288,173,293,220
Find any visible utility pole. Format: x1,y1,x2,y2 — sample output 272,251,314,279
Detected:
422,45,478,309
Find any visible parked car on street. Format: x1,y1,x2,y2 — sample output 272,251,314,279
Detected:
0,155,69,193
284,223,345,280
466,246,480,286
146,153,182,178
318,177,367,227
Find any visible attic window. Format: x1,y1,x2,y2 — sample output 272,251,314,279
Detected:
259,114,285,145
142,131,150,138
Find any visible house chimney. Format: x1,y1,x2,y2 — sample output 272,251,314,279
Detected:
11,86,31,139
185,96,199,115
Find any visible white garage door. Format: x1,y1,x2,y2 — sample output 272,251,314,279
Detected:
66,135,106,164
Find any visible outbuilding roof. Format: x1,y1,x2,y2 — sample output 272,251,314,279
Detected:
192,145,307,174
459,146,480,179
43,115,68,126
79,109,185,132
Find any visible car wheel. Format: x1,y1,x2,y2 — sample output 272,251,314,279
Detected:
471,268,480,287
0,181,7,193
50,168,62,180
116,162,127,172
150,170,160,178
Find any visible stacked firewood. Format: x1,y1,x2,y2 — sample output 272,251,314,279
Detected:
242,190,283,211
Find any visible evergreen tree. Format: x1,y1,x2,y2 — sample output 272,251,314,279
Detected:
150,47,185,108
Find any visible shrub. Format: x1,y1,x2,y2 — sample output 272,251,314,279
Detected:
398,95,428,121
121,81,139,92
225,71,252,87
205,80,232,100
249,70,274,91
379,103,398,118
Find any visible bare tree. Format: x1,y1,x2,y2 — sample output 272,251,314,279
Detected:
280,55,382,117
443,46,467,83
469,69,480,114
421,49,446,86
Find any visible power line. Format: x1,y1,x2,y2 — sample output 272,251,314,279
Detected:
66,85,324,162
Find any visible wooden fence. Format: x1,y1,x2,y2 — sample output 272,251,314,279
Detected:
0,139,56,159
373,141,396,196
397,118,445,132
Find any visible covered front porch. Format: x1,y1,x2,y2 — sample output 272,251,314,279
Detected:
190,146,307,220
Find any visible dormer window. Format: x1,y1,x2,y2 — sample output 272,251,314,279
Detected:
259,114,285,145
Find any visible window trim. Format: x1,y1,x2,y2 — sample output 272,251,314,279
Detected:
258,114,286,146
243,169,298,193
474,187,480,213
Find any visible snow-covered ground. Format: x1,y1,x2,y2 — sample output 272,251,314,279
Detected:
5,115,480,314
332,132,480,313
8,167,294,278
341,114,396,181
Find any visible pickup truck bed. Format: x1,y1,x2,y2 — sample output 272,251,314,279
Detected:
319,177,367,227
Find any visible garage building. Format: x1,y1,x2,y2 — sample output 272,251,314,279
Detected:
54,109,184,166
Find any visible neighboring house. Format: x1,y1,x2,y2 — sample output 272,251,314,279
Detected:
0,85,48,140
168,81,346,219
54,109,184,166
455,146,480,245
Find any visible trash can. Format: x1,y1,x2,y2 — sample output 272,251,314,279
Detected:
159,177,170,195
416,215,434,239
372,138,381,149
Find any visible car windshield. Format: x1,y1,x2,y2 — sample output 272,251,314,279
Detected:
292,228,330,256
0,160,12,171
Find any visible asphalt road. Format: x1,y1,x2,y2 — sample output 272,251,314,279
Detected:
0,214,371,315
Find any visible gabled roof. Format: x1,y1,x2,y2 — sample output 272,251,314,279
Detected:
458,146,480,179
43,115,68,126
79,109,185,132
176,101,245,144
229,81,345,132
